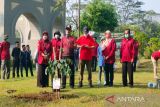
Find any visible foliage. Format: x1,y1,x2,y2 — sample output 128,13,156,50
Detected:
45,59,72,78
108,0,144,24
114,24,141,33
134,31,149,56
80,0,118,32
144,37,160,58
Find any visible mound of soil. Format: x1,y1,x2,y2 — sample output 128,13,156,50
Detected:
12,91,79,102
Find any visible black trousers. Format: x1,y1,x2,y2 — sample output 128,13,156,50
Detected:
62,56,75,87
91,56,97,72
122,62,133,86
26,60,33,77
20,62,27,77
104,63,114,85
37,64,49,87
79,60,92,83
12,59,20,78
133,56,138,72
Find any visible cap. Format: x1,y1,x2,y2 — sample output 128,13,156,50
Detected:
42,31,48,36
83,26,89,33
4,35,8,40
65,25,72,31
105,30,111,34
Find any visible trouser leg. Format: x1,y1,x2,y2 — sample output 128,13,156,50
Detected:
127,62,133,86
109,64,114,86
1,60,6,80
86,60,92,87
122,62,127,86
79,60,85,87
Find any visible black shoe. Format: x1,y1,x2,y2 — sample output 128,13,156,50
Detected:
70,86,74,89
78,81,83,88
129,84,133,88
89,84,93,88
61,86,66,89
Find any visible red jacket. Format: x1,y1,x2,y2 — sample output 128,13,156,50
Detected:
91,42,99,57
51,38,61,60
1,41,10,60
61,36,76,57
120,37,135,62
38,39,52,65
134,41,139,57
103,39,116,64
152,51,160,60
76,35,96,60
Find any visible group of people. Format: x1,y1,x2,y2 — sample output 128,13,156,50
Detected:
0,35,33,80
36,25,140,88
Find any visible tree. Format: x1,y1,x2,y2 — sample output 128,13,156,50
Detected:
108,0,144,24
144,37,160,58
81,0,118,32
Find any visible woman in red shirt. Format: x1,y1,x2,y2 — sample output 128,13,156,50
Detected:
51,31,61,78
151,50,160,79
37,31,52,87
102,30,116,86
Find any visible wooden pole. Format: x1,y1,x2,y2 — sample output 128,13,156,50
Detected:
78,0,80,37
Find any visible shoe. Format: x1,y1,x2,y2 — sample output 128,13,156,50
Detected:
70,86,74,89
78,81,83,88
61,86,66,89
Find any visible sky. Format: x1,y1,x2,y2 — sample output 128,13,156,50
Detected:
68,0,160,13
141,0,160,13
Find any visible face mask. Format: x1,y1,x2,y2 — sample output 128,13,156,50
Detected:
124,34,129,38
55,34,60,39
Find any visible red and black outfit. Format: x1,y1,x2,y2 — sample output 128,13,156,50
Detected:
120,37,135,87
103,39,116,86
76,35,96,87
133,41,139,72
37,39,52,87
1,41,10,79
61,35,76,88
91,42,99,72
51,38,61,78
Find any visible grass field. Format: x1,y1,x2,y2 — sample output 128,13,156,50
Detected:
0,59,160,107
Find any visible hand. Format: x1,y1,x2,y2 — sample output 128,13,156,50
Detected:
84,45,89,48
131,59,134,63
44,55,48,60
105,56,109,60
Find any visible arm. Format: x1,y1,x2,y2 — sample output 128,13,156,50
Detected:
107,40,116,59
11,48,15,57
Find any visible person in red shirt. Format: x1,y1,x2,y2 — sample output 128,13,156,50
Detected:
120,29,135,87
76,26,96,87
91,37,99,72
151,50,160,79
133,40,139,72
102,30,116,87
37,31,52,87
51,31,61,78
0,42,2,79
1,35,10,80
59,26,76,89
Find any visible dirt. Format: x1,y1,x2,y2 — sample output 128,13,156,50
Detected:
12,91,79,102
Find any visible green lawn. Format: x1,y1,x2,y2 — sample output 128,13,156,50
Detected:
0,59,160,107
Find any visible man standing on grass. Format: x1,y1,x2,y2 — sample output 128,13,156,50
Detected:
12,41,21,78
1,35,10,80
60,25,76,89
120,29,135,87
25,45,33,77
76,26,96,88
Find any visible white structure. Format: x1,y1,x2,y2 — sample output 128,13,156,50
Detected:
0,0,65,56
